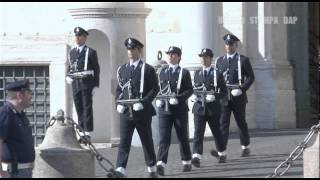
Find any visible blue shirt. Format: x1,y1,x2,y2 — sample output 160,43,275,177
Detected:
0,102,35,163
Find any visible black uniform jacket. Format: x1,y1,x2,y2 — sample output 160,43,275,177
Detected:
116,60,159,117
157,66,193,115
192,67,227,116
68,46,100,93
215,53,254,104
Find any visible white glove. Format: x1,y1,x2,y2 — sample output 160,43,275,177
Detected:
66,76,73,84
117,104,125,114
133,103,144,111
169,98,178,105
190,94,199,102
205,94,215,102
231,89,243,96
155,100,164,108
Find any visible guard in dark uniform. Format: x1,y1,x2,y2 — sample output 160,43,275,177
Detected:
215,34,255,157
155,46,193,176
66,27,100,141
0,80,35,178
190,48,227,167
115,37,159,178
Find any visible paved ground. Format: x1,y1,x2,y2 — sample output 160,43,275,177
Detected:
92,128,315,178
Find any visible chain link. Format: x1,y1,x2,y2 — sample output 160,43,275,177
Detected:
46,115,115,177
46,116,56,128
266,121,320,178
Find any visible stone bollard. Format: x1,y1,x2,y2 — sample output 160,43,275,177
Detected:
303,132,320,178
33,110,95,178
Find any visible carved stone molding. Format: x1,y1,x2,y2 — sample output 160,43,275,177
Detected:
69,7,151,19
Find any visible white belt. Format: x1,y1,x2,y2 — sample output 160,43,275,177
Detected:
1,162,34,171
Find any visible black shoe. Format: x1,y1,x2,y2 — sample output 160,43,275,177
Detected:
149,172,158,178
219,155,227,163
191,157,200,168
113,171,125,178
210,149,219,158
241,148,250,157
182,164,192,172
156,165,165,176
210,149,226,163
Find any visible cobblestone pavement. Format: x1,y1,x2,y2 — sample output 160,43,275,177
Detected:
93,129,313,178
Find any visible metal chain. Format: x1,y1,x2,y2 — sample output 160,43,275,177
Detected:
46,116,116,178
266,121,320,178
46,116,56,128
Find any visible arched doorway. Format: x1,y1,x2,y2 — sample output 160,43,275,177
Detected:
86,29,111,142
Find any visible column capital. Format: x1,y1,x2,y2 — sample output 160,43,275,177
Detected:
69,7,151,19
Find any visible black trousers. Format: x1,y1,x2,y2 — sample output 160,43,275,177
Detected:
193,114,226,154
220,101,250,147
73,88,93,132
116,113,156,168
157,113,191,164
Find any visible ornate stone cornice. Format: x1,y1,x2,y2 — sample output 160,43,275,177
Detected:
69,7,151,19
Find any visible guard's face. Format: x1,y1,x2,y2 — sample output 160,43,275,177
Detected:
200,56,212,67
74,35,87,46
18,90,33,108
167,53,180,65
127,47,140,60
224,42,238,54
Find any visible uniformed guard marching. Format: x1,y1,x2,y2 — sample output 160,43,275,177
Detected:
190,48,227,167
115,37,159,178
66,27,100,142
214,34,255,157
155,46,193,176
0,80,35,178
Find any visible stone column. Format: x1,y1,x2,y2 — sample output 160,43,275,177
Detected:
244,2,297,129
287,2,310,128
68,2,151,145
180,2,221,67
264,2,296,128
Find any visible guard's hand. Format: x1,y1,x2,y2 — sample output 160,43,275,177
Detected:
190,94,199,102
133,103,144,111
231,89,242,96
116,104,126,114
205,94,215,102
66,76,73,84
169,98,178,105
155,100,164,108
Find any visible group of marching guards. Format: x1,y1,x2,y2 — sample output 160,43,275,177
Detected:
114,34,255,178
66,27,255,178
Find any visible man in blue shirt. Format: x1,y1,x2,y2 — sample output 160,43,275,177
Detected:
0,79,35,178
